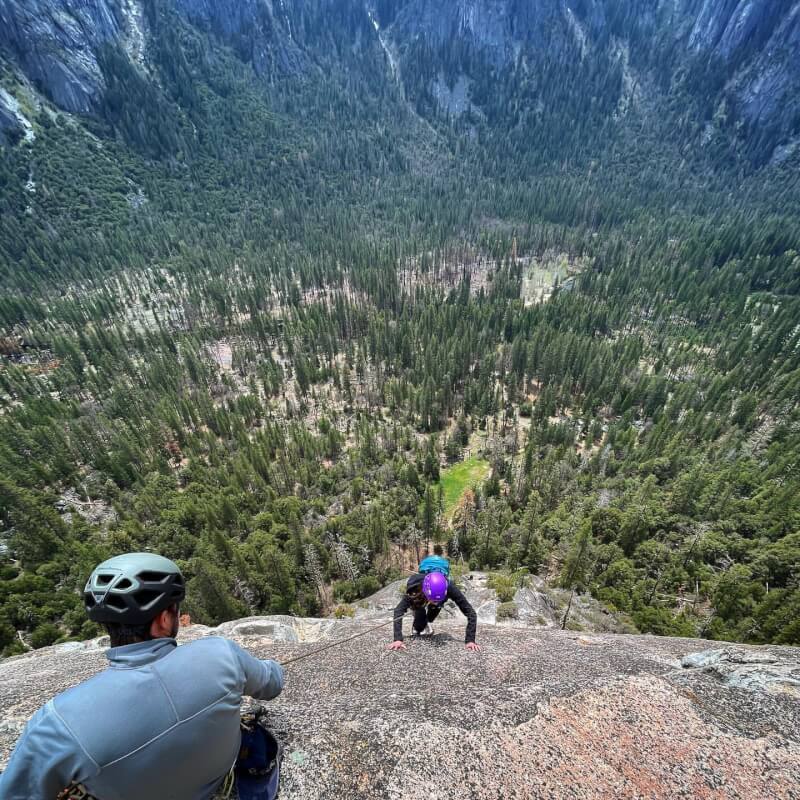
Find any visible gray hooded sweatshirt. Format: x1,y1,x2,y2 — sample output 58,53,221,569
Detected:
0,636,283,800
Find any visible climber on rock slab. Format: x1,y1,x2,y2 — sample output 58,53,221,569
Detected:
388,571,480,652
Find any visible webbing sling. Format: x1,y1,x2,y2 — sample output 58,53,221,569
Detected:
57,784,96,800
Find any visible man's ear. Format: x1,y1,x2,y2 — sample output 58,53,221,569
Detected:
149,605,177,639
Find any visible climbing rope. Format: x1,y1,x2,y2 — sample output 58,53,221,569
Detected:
278,614,408,667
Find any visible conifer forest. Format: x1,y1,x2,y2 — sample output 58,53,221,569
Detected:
0,0,799,655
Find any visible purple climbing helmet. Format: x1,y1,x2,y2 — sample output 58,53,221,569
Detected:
422,571,448,604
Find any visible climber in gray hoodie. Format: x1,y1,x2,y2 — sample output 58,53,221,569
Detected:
0,552,284,800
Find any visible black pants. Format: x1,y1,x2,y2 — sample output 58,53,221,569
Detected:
412,603,442,634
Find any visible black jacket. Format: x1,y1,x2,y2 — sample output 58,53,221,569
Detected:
393,573,478,643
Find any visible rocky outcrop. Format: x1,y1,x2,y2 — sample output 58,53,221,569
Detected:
1,617,799,798
355,571,631,633
682,646,800,696
686,1,800,145
388,0,570,69
171,0,305,76
0,0,123,112
0,89,23,145
0,86,35,146
688,0,796,57
212,615,339,643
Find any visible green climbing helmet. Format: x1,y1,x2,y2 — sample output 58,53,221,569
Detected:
84,552,186,625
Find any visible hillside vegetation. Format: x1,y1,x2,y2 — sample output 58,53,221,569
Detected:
0,0,799,655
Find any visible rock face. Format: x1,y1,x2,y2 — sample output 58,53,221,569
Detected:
0,89,23,145
1,615,799,798
688,0,796,57
1,0,799,157
385,0,800,156
171,0,305,76
388,0,571,69
387,0,800,69
391,0,524,68
686,0,800,145
0,0,123,112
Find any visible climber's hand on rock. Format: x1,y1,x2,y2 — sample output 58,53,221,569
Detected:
388,640,406,651
465,642,481,652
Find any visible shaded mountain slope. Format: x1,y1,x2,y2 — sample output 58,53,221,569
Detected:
2,0,800,161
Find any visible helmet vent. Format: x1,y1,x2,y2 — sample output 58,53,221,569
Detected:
116,578,133,590
134,589,161,608
138,571,169,583
96,574,113,586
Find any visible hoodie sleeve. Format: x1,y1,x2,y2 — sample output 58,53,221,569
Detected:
0,702,96,800
393,595,412,641
228,640,284,700
447,583,478,643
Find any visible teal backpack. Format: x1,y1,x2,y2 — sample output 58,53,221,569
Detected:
419,555,450,578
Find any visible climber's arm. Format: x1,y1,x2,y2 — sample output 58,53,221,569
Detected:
393,595,412,642
447,584,478,644
0,702,96,800
228,639,284,700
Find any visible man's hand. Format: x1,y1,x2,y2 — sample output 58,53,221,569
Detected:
388,640,407,651
465,642,481,652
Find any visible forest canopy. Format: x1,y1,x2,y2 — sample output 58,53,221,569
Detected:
0,0,798,656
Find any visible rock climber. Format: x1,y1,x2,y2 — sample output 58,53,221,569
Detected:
388,570,481,652
0,552,284,800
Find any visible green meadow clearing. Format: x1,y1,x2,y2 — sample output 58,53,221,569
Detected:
439,456,490,519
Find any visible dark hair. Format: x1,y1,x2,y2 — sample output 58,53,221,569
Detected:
104,603,178,647
104,621,153,648
433,544,444,556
